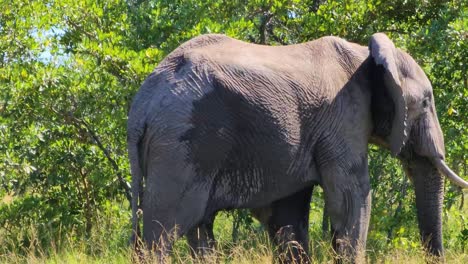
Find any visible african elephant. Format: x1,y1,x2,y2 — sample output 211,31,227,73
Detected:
127,33,468,262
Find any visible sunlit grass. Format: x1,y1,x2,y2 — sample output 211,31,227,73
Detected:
2,228,466,264
1,196,466,264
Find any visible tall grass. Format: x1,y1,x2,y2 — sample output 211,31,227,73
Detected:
1,199,466,263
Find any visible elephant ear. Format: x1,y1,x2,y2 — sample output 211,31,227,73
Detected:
369,33,408,156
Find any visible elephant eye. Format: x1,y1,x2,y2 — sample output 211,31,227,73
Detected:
422,98,430,108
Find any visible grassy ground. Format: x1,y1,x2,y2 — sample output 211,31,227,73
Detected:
1,210,467,264
1,191,467,263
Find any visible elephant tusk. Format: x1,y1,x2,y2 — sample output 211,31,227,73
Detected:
433,158,468,189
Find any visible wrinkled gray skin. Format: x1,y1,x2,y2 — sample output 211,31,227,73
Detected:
127,33,468,262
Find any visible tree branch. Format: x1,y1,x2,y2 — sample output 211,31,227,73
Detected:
68,113,132,204
310,0,326,12
259,12,274,44
386,179,409,242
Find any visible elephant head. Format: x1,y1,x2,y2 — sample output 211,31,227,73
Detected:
368,33,468,256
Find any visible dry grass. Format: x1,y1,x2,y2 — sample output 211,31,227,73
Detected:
1,228,467,264
1,204,466,263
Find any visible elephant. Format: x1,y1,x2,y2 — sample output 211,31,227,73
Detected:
127,32,468,262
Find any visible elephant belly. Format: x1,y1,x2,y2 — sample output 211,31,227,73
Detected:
177,77,321,209
180,119,319,209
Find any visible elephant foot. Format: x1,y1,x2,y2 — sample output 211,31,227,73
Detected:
265,187,314,263
187,222,217,259
275,225,310,264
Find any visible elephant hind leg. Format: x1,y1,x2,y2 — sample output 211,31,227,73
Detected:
143,184,212,259
186,214,217,258
142,146,213,259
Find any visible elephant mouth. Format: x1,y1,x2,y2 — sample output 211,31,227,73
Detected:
432,158,468,189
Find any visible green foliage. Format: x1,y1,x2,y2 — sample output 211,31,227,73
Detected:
1,0,466,259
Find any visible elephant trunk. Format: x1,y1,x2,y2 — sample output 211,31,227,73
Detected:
404,156,444,257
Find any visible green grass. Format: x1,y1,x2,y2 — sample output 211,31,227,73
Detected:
1,211,467,264
1,193,467,263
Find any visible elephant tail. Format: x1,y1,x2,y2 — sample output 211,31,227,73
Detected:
127,121,146,247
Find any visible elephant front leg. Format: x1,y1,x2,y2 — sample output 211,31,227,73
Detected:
263,186,314,263
320,159,371,263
